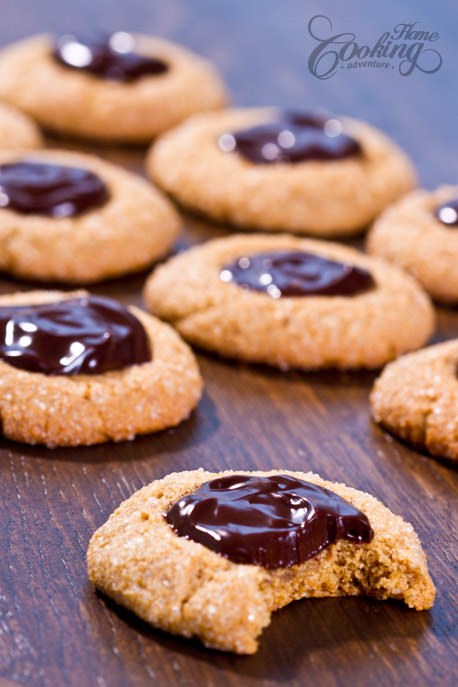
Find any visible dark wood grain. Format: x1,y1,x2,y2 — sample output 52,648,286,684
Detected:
0,1,457,686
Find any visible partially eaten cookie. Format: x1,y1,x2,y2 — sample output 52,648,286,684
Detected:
87,469,435,654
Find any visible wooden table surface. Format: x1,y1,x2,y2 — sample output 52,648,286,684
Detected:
0,1,457,686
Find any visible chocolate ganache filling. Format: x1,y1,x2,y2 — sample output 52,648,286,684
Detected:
435,198,458,227
166,474,374,569
0,161,109,217
220,251,375,298
0,296,151,375
53,31,168,81
218,110,362,164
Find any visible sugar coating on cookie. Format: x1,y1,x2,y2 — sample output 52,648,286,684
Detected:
143,234,434,370
0,34,228,142
0,101,43,149
0,290,202,447
371,339,458,461
87,468,435,654
0,149,181,282
147,108,416,236
367,185,458,302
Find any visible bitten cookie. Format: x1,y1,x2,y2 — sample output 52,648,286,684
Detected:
371,339,458,461
0,101,43,149
0,149,180,282
367,186,458,302
0,32,228,142
0,290,202,447
87,468,435,654
147,107,416,237
143,234,434,369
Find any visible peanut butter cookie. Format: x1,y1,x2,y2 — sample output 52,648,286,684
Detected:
0,101,43,149
143,234,434,369
0,32,228,142
87,468,435,654
371,339,458,461
368,185,458,302
0,290,202,447
147,107,416,237
0,149,180,282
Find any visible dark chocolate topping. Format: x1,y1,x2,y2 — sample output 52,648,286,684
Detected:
282,110,329,128
0,161,109,217
435,198,458,227
53,32,168,82
220,250,375,298
218,110,361,164
166,474,374,569
0,295,151,376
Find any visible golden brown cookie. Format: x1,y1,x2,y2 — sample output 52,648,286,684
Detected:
367,186,458,303
147,107,416,237
0,33,228,142
0,101,43,149
0,290,202,447
371,339,458,461
143,234,434,370
87,468,435,654
0,149,180,282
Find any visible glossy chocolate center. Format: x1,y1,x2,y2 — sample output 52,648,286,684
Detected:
0,296,151,376
218,110,362,164
220,251,375,298
53,32,168,82
166,474,373,569
435,198,458,227
0,161,109,217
